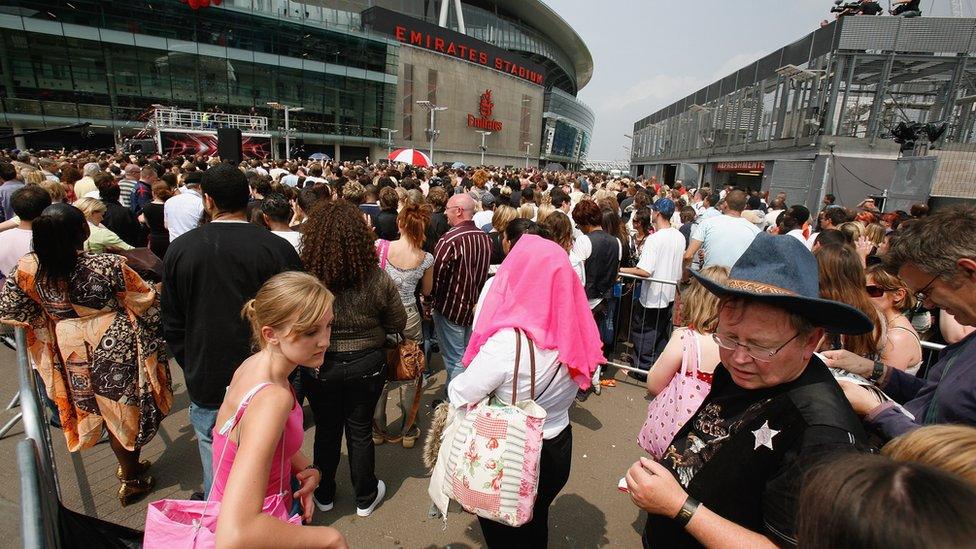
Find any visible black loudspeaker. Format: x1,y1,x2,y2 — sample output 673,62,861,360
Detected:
217,128,243,163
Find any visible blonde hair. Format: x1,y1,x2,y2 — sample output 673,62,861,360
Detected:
73,197,106,219
491,205,518,233
838,221,863,243
39,180,66,203
23,169,45,186
536,204,555,224
864,223,886,246
241,271,334,350
882,425,976,485
518,203,535,219
681,265,730,333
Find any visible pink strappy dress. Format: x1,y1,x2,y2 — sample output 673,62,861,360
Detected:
209,382,305,511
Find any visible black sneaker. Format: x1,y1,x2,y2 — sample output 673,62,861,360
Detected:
575,389,590,403
189,491,205,501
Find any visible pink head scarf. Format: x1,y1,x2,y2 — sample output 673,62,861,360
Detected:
461,234,605,390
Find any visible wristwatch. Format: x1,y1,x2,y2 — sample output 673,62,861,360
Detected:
868,361,886,383
674,496,701,527
304,464,321,474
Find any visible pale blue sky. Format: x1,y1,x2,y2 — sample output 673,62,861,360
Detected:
544,0,964,160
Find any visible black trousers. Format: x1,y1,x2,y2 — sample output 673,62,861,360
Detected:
630,301,673,372
303,348,386,508
478,425,573,548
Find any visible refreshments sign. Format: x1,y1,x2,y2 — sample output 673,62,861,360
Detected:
716,161,765,172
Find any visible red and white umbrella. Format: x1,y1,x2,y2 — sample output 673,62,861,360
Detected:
388,148,433,167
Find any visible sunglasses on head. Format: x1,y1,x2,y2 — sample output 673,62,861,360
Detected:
865,285,887,298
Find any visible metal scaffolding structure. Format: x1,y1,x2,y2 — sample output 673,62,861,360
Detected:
630,16,976,202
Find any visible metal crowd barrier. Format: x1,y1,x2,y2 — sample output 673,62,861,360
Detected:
11,327,61,549
598,275,950,380
918,340,947,379
604,272,680,377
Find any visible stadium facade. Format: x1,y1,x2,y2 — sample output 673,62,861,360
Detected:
630,16,976,211
0,0,594,167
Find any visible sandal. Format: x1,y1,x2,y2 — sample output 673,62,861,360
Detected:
118,473,155,507
401,426,421,449
599,379,617,388
116,459,151,481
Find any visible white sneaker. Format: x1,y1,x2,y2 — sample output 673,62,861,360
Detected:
356,480,386,517
592,365,602,395
313,494,333,512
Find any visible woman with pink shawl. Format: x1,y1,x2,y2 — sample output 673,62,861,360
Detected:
448,233,604,547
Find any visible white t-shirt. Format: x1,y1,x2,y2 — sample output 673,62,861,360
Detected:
271,230,302,253
472,209,494,231
635,227,685,309
786,229,814,250
0,228,32,280
765,209,784,232
691,214,761,268
164,187,205,242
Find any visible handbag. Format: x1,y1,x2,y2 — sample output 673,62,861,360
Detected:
115,248,164,282
637,330,712,460
440,329,548,527
387,334,425,382
143,383,301,548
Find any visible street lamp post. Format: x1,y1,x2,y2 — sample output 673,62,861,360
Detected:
523,141,532,169
417,100,447,165
380,127,399,160
475,130,492,166
267,102,303,161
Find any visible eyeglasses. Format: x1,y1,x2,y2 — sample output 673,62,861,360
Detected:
913,274,939,304
865,285,888,298
712,331,801,363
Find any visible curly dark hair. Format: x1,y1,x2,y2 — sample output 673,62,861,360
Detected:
300,199,378,290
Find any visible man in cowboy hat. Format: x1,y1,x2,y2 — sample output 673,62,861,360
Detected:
626,232,873,548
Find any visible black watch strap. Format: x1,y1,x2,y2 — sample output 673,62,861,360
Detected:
674,496,700,527
869,361,886,383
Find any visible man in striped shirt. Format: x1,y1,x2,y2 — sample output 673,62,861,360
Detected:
432,193,491,388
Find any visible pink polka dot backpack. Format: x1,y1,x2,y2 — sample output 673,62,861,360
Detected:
637,329,713,460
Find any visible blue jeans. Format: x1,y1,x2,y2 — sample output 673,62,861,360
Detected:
188,402,219,496
433,311,472,390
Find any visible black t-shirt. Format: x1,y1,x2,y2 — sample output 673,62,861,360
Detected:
860,1,883,15
161,222,303,407
893,0,920,14
679,222,694,249
643,358,866,548
375,210,400,241
424,211,449,253
141,202,168,241
102,200,142,247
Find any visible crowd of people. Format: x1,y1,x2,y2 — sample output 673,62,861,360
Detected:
0,147,975,548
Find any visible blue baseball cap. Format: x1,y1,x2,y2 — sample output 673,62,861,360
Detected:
652,198,676,218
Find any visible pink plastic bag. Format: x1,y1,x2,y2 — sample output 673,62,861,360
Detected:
144,383,301,548
637,330,712,460
144,493,301,548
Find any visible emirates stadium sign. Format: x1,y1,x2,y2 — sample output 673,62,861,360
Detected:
362,7,546,87
467,89,503,131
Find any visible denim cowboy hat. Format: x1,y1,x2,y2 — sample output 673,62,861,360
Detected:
690,232,873,335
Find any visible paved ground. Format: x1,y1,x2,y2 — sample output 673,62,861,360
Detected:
0,342,652,547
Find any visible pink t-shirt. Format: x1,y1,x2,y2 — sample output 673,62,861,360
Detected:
0,228,32,280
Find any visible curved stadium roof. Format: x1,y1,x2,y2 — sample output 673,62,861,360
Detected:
495,0,593,90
